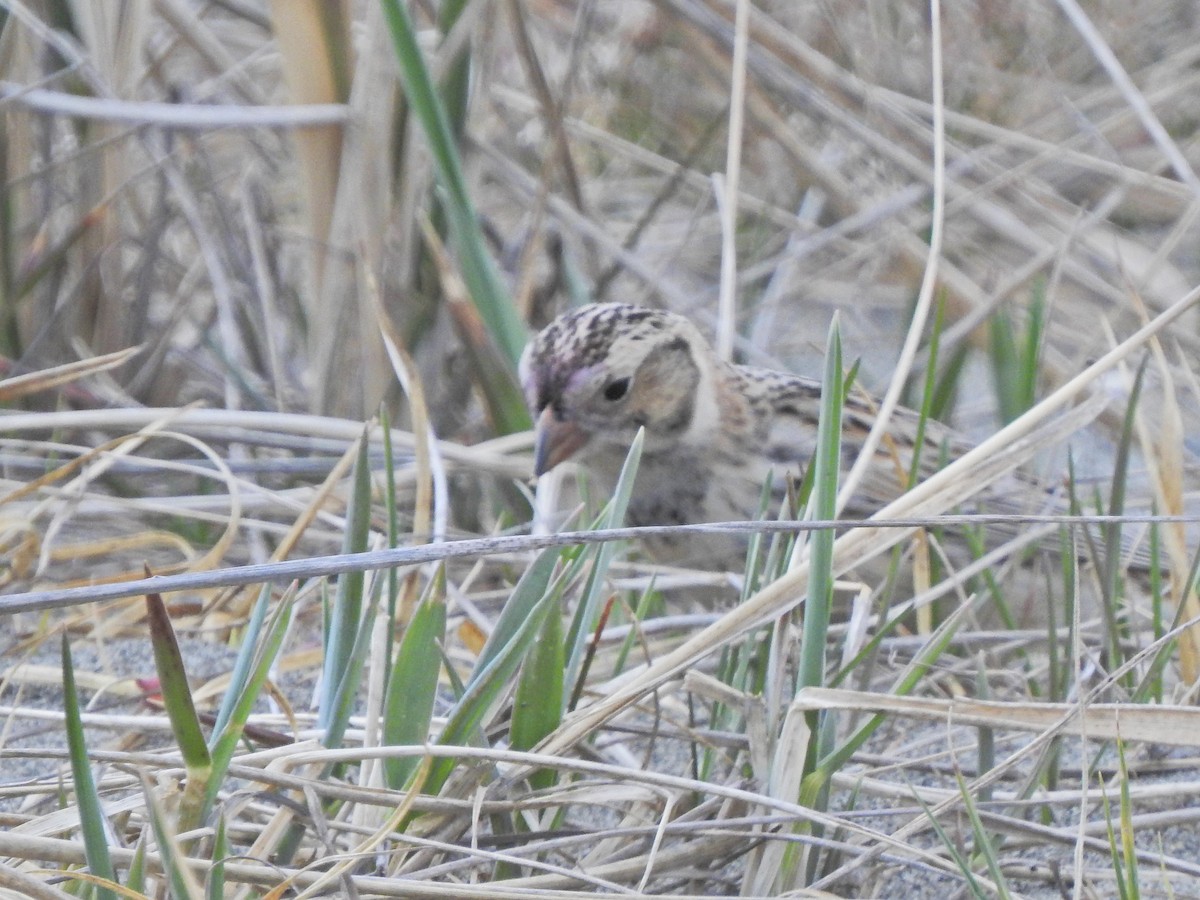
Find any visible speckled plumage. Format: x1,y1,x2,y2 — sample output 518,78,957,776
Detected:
519,302,972,564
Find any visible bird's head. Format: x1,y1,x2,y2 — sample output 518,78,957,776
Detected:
519,303,710,476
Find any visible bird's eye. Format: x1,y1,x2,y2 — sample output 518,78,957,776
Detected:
602,377,631,402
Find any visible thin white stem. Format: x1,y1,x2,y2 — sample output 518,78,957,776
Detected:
0,81,349,128
714,0,751,362
837,0,946,514
1054,0,1200,195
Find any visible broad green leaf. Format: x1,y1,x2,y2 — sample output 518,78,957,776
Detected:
383,566,448,790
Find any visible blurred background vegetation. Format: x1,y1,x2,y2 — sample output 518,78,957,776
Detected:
4,1,1197,441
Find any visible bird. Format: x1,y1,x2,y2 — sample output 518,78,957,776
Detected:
518,302,996,569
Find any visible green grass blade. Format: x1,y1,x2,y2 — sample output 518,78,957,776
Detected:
564,428,644,696
988,288,1044,423
1020,289,1045,407
442,292,533,434
383,565,448,790
380,405,401,679
427,548,561,793
207,813,229,900
988,305,1022,423
319,430,373,735
144,578,212,833
204,583,295,818
787,320,845,887
798,321,842,695
1117,738,1140,898
610,581,658,678
377,0,527,367
928,340,970,424
955,770,1010,898
0,115,14,358
144,585,210,771
141,773,204,900
1100,778,1130,899
437,0,473,138
126,829,147,894
325,573,384,752
906,291,948,487
1098,356,1146,681
912,776,994,899
61,635,119,900
819,600,966,775
511,593,565,790
472,548,561,684
210,583,272,742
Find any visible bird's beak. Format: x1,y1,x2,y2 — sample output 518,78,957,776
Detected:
533,407,588,476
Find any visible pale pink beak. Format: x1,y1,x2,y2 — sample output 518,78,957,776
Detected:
533,407,589,476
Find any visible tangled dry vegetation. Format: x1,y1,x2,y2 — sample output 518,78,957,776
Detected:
3,1,1200,897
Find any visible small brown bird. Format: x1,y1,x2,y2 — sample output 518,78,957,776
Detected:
519,302,980,566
